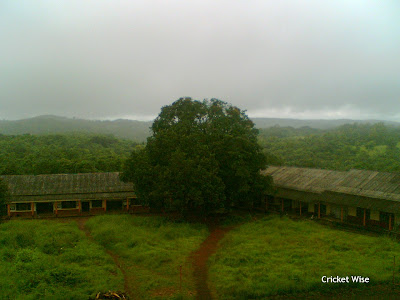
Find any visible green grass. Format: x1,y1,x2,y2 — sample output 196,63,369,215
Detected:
209,215,400,299
86,215,208,299
0,220,123,300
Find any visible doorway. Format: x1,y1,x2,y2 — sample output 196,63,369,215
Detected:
82,201,90,212
36,202,54,214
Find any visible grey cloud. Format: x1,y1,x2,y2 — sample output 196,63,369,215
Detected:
1,0,399,120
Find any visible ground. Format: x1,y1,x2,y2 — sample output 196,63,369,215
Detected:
3,213,400,299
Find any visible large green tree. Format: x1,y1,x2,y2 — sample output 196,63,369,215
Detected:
122,97,272,216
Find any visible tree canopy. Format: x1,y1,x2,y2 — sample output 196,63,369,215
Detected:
0,133,137,175
259,123,400,172
122,97,272,216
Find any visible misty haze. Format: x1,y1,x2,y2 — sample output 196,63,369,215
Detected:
1,1,400,300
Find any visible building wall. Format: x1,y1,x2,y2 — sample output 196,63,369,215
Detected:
370,210,380,221
326,204,331,215
348,206,357,216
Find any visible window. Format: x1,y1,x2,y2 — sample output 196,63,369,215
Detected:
16,203,31,211
380,212,394,223
91,200,103,208
62,201,77,209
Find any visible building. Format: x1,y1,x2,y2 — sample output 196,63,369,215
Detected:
0,172,138,218
263,166,400,231
2,167,400,231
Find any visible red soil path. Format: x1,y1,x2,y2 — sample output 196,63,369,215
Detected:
190,225,233,300
74,218,137,299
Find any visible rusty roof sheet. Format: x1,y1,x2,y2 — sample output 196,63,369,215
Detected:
264,166,400,203
0,172,134,196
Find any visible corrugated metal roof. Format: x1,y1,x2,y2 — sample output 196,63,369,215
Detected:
0,172,134,196
264,166,400,203
263,166,346,194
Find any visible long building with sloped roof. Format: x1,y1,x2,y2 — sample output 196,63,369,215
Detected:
1,167,400,231
0,172,137,217
263,166,400,230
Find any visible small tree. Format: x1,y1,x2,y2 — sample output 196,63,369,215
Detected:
0,179,8,216
122,97,272,216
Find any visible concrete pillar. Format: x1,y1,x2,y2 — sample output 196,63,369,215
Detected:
103,200,107,212
318,203,321,219
31,202,34,217
363,209,366,226
7,204,10,217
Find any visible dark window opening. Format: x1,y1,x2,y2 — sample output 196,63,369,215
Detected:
107,200,123,211
62,201,77,209
36,202,54,214
91,200,103,208
357,207,370,220
82,201,90,212
380,212,394,225
314,203,327,216
16,203,31,211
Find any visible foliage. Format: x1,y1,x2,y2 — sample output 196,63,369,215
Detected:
0,220,123,299
86,215,208,299
122,98,272,215
209,216,400,299
259,123,400,172
0,133,137,175
0,115,151,142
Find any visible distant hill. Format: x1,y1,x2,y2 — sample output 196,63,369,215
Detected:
0,115,152,142
0,115,399,141
252,118,400,130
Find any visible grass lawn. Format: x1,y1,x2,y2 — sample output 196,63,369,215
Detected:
0,220,123,300
85,215,209,299
209,215,400,299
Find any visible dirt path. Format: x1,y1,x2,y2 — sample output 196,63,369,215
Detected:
75,218,136,299
190,225,233,300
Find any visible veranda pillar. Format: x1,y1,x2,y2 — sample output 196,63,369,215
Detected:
363,209,366,227
318,203,321,219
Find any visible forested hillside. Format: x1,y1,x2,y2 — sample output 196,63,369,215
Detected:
0,134,137,175
259,123,400,172
0,115,152,142
2,122,400,176
1,115,398,143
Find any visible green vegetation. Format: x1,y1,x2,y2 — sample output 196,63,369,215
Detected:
122,98,272,216
2,118,400,176
0,133,137,175
86,215,208,299
209,216,400,299
259,123,400,172
0,115,151,142
0,220,123,300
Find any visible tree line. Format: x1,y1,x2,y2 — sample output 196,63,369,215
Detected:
0,133,137,175
259,123,400,172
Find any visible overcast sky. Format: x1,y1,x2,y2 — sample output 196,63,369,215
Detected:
1,0,399,121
